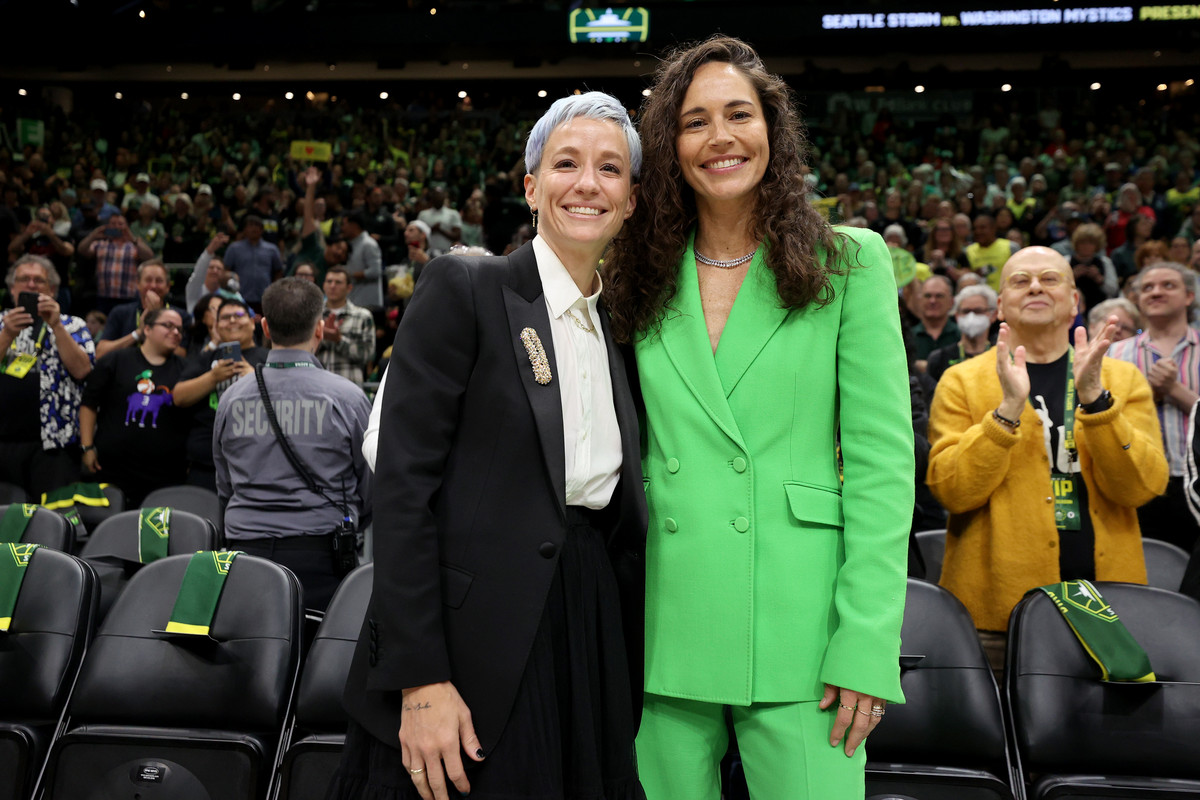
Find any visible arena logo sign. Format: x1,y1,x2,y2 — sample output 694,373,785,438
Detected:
816,5,1200,29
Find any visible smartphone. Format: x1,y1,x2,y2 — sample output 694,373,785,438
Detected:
214,341,242,364
18,291,39,319
18,291,42,335
104,227,120,238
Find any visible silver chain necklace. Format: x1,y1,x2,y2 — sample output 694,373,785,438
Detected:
695,249,755,269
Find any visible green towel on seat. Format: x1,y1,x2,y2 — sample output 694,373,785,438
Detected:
161,551,241,637
0,543,39,631
41,482,110,510
1035,580,1156,682
139,507,171,563
0,504,37,544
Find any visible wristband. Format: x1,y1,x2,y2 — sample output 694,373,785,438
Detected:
993,409,1021,429
82,445,96,453
131,329,143,343
1080,389,1113,414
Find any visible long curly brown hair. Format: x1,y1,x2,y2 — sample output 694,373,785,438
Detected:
604,35,850,344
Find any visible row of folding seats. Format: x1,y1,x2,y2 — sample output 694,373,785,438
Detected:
913,528,1193,592
1,549,306,799
865,578,1200,799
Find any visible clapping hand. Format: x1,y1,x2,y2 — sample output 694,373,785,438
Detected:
994,322,1029,421
1073,315,1115,405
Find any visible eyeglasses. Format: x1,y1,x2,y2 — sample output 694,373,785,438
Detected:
13,274,48,286
218,311,249,323
1005,269,1071,291
152,322,183,333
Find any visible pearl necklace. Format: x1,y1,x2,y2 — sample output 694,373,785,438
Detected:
695,249,756,269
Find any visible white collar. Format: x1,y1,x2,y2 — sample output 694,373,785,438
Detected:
532,235,602,321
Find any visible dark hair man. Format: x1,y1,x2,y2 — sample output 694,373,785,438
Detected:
213,277,372,610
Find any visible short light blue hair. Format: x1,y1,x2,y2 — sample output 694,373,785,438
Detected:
524,91,642,179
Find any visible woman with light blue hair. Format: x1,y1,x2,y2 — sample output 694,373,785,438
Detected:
330,90,647,800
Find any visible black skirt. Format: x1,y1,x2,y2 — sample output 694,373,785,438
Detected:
326,509,645,800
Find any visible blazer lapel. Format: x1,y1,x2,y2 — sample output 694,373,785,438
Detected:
658,248,746,448
712,252,791,397
502,243,567,522
599,306,648,538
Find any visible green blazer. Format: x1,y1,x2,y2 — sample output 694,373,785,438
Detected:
635,226,912,705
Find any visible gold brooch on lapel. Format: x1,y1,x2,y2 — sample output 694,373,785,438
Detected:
520,327,552,385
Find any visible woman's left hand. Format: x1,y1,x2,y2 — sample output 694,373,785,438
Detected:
818,683,887,757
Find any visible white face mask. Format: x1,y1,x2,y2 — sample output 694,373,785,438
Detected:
957,311,991,338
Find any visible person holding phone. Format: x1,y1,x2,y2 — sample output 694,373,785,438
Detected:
78,213,154,314
0,255,95,499
174,297,266,491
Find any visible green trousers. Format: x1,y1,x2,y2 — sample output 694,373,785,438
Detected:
636,692,866,800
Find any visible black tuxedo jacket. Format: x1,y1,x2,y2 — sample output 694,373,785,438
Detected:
342,242,647,751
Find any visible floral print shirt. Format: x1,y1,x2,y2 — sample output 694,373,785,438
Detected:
0,315,95,449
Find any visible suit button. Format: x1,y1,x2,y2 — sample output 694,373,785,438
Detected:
664,518,678,533
1046,497,1053,503
1049,541,1057,548
539,542,557,558
667,458,680,474
734,516,750,533
732,457,747,473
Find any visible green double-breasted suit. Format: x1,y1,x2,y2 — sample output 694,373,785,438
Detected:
635,226,912,708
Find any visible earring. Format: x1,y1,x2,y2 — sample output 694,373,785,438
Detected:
531,208,538,230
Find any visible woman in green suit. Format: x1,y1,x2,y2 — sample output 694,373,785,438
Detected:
605,36,913,799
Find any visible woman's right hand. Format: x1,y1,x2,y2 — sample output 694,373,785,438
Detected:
399,681,485,800
82,449,101,474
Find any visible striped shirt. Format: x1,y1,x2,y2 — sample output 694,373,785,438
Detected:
90,239,141,300
1108,328,1200,476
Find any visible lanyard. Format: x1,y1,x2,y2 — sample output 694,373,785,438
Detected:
264,360,316,369
1063,347,1077,458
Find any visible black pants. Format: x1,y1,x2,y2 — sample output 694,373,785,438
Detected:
232,535,344,612
0,441,81,501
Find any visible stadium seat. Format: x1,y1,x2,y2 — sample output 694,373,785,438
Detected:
0,482,27,505
73,484,126,543
0,504,74,552
141,485,224,545
78,509,219,620
0,548,99,800
913,529,946,583
40,553,303,800
865,579,1021,800
1143,538,1189,592
1007,582,1200,798
273,563,373,800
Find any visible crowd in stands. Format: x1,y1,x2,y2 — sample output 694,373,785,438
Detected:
2,84,1200,602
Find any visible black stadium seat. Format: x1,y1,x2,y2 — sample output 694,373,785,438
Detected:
913,529,946,583
141,485,224,544
1008,582,1200,798
0,548,98,800
78,509,218,619
866,579,1021,800
41,553,303,800
0,504,74,552
73,484,126,544
1143,538,1190,592
0,482,27,505
273,563,373,800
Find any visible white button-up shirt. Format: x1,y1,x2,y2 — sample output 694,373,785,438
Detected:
532,235,622,509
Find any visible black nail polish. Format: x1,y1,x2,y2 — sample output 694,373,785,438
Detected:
476,748,486,759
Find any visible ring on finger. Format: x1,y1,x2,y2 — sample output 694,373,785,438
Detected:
871,707,886,717
838,702,856,712
408,767,425,775
855,707,874,717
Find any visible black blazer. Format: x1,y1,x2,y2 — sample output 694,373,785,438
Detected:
342,242,647,751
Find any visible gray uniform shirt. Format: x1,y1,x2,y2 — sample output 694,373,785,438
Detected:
213,348,373,540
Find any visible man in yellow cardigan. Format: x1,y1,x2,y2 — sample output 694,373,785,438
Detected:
928,246,1167,676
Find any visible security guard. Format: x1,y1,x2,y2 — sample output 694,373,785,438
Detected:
213,277,372,610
